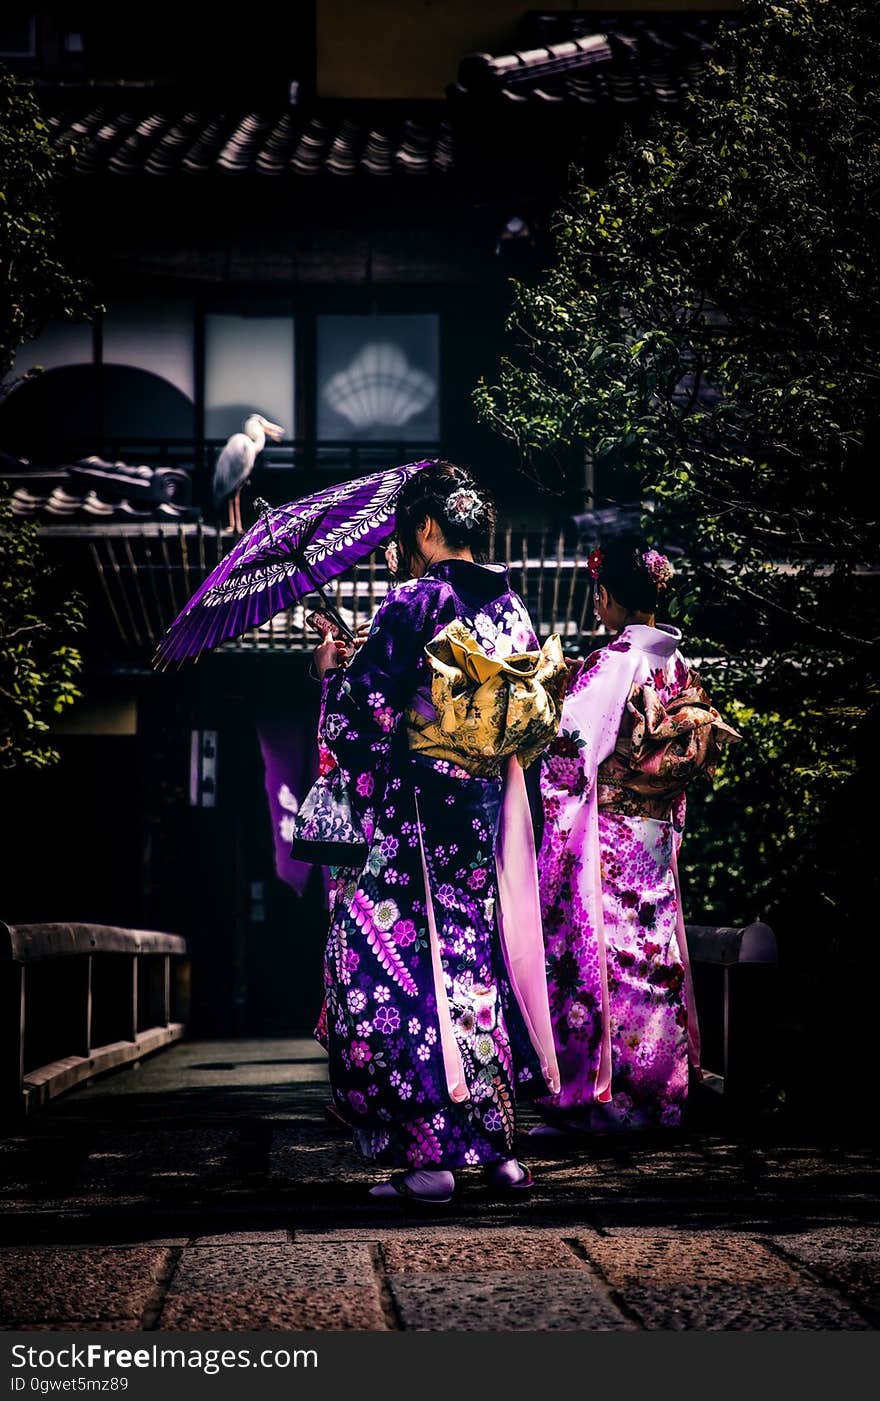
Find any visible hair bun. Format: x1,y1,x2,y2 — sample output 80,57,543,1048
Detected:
586,533,670,614
641,549,674,589
393,460,495,569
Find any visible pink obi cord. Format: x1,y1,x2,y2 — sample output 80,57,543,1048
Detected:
495,758,561,1096
671,835,703,1075
415,762,560,1106
568,790,614,1103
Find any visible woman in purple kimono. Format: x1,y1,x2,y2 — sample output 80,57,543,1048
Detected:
312,463,561,1203
536,537,739,1135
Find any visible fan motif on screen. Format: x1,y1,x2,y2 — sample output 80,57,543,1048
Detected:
323,342,436,430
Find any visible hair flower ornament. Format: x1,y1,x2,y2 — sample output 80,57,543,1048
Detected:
445,487,484,526
642,549,674,589
383,538,401,578
586,547,604,580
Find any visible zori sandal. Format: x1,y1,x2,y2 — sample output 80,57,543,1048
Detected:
368,1171,455,1205
483,1160,536,1196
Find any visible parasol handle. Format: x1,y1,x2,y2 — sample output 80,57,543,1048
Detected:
304,581,356,644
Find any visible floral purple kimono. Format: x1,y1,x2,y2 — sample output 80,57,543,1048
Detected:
538,623,739,1132
317,558,559,1169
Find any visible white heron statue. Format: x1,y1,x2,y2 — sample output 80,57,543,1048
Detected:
212,414,285,533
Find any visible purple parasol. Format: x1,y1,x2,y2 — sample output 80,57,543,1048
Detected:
154,459,432,665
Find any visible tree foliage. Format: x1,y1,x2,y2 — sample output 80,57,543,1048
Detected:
477,0,879,951
0,67,89,766
0,67,91,385
0,492,83,768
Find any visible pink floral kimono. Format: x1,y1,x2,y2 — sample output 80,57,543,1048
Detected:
537,624,739,1132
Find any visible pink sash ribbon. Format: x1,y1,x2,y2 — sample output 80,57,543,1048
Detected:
566,791,613,1103
495,758,560,1095
414,762,560,1104
670,834,702,1073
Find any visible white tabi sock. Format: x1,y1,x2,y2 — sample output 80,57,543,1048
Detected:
484,1157,526,1185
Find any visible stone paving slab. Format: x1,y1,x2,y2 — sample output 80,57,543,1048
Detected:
159,1283,386,1328
578,1230,871,1330
383,1233,578,1273
269,1125,374,1185
17,1194,154,1214
82,1128,240,1191
294,1224,596,1243
390,1270,632,1331
0,1228,875,1332
159,1287,388,1331
604,1282,869,1330
192,1230,292,1245
0,1133,93,1207
584,1230,797,1284
0,1142,35,1198
166,1241,378,1291
0,1246,171,1327
111,1239,189,1249
770,1227,880,1322
14,1320,143,1331
156,1240,389,1330
517,1150,768,1204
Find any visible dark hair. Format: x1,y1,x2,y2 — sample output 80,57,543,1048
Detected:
594,534,662,614
393,460,495,577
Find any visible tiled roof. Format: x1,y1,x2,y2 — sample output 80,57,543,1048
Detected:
451,12,726,108
39,17,725,187
8,458,200,524
47,107,455,178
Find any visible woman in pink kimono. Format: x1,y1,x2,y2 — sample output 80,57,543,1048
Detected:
536,537,739,1135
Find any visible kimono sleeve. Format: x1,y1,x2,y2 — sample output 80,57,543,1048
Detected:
542,641,636,803
319,581,456,831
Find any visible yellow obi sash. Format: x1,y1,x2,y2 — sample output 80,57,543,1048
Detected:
405,620,568,775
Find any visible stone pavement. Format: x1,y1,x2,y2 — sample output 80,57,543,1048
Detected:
0,1039,877,1331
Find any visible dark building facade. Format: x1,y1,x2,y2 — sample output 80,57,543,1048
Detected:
1,3,737,1035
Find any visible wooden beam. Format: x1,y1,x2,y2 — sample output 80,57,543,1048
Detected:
21,1024,186,1114
0,964,26,1111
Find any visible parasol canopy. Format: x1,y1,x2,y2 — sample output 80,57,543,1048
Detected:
154,458,432,666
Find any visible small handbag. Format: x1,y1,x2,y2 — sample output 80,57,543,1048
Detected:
288,751,369,867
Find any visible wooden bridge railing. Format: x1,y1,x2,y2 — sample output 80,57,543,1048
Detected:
0,918,775,1117
0,922,190,1118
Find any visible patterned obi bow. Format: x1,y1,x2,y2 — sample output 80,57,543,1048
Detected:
602,672,741,803
406,621,568,776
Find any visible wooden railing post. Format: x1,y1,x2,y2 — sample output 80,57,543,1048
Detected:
81,954,93,1059
723,964,731,1090
1,961,26,1112
163,954,171,1027
128,954,138,1042
173,958,192,1026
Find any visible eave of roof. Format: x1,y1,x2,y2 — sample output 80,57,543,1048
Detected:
44,103,455,179
36,14,731,183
